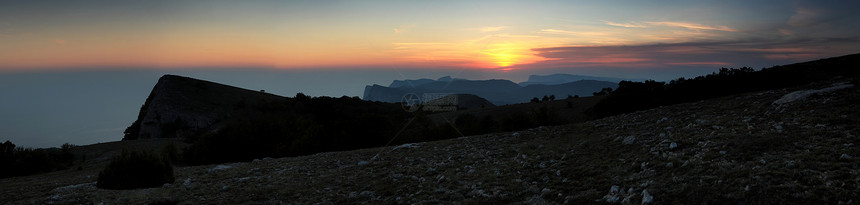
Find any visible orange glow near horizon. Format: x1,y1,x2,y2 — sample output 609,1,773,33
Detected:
478,42,546,68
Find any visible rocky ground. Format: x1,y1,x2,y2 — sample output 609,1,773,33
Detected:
2,78,858,204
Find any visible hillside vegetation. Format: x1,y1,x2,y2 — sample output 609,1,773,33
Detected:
591,53,860,118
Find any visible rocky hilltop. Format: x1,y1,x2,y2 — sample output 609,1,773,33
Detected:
123,75,287,140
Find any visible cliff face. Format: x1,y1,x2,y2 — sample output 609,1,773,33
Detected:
123,75,287,140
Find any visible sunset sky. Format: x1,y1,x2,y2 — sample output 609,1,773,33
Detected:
2,1,858,73
1,0,860,148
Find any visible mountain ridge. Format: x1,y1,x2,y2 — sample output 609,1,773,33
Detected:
519,74,645,86
364,78,617,105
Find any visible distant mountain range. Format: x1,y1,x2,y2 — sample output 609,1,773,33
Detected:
364,74,619,105
519,74,644,86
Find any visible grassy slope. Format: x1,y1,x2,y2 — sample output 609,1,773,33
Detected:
2,77,857,204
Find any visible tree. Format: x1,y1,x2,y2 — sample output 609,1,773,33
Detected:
530,97,540,103
593,87,613,96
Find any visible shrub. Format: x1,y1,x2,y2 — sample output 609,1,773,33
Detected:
97,149,174,190
0,141,76,179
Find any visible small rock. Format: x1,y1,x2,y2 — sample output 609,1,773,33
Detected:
669,142,678,150
841,153,853,160
760,159,767,165
774,125,784,133
642,190,654,204
360,190,374,197
357,161,369,166
602,185,622,203
541,188,551,194
623,136,636,145
208,164,232,173
657,117,668,124
392,143,419,151
183,178,193,190
665,162,673,168
527,195,547,204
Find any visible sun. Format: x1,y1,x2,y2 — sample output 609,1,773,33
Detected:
479,43,542,68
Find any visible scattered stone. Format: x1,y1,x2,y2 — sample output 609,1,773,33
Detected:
527,195,547,204
183,178,193,190
623,136,636,145
393,143,420,151
208,165,232,173
602,185,622,203
774,125,784,133
773,83,853,104
642,190,654,204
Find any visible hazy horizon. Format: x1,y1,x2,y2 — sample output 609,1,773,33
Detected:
0,67,718,148
0,58,850,148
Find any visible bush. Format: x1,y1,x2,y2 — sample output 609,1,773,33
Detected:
97,149,174,190
0,141,76,179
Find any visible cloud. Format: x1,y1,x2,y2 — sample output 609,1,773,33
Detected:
787,8,822,27
603,21,648,28
601,20,736,32
478,26,507,32
778,28,794,36
525,37,860,71
52,39,67,45
394,24,415,34
538,29,616,37
644,21,737,32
